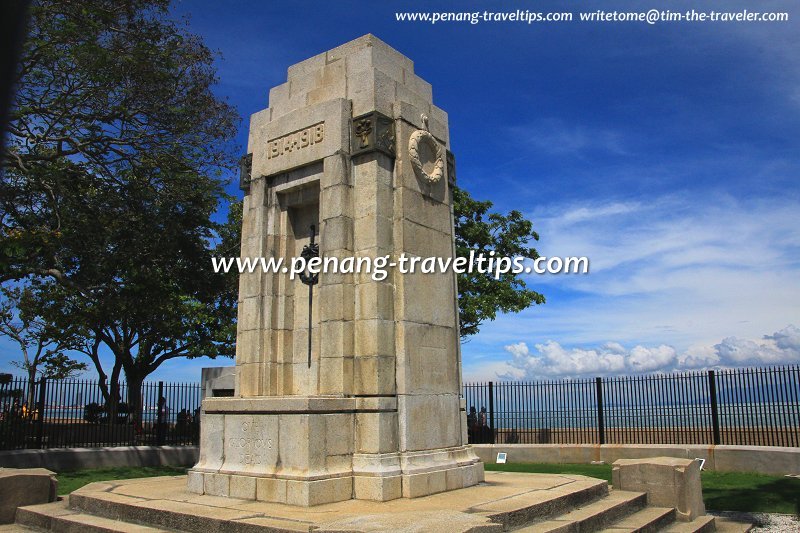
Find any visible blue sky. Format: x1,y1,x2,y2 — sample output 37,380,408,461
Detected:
2,0,799,382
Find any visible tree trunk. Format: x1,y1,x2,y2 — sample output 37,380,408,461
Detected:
125,371,144,444
108,376,121,423
103,359,123,422
86,341,110,404
26,365,37,410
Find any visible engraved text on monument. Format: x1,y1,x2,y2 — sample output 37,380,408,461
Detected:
267,123,325,160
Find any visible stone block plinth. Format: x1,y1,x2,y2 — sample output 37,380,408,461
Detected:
189,396,481,505
612,457,705,521
0,468,57,524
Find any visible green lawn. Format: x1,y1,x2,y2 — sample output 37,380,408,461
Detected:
56,466,187,495
486,463,800,515
485,462,613,482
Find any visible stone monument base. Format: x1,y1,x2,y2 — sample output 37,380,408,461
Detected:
188,453,484,506
16,471,733,532
187,396,484,505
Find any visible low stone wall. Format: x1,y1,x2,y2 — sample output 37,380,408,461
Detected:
6,443,794,476
472,444,800,476
0,445,198,472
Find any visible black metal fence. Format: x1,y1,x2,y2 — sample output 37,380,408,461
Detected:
0,376,202,450
464,365,800,447
3,365,798,451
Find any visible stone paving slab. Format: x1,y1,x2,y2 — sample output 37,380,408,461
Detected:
466,478,605,514
69,472,606,532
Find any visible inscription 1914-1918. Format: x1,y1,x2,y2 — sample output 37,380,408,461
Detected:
267,122,325,160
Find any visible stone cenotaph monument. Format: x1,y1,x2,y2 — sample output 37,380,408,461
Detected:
188,35,484,506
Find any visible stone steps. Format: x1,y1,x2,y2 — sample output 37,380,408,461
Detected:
510,488,724,533
514,490,648,532
599,506,676,532
661,516,717,533
15,500,171,533
65,490,309,532
474,477,610,530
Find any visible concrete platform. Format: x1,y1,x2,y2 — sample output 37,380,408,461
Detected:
14,472,748,532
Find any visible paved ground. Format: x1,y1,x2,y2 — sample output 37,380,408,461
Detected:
3,473,760,532
73,472,605,531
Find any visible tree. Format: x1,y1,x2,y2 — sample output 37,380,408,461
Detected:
18,165,239,425
453,185,545,337
0,284,86,406
2,0,237,283
1,0,239,425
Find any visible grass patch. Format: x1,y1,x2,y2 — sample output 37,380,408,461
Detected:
57,466,187,495
486,463,800,514
701,471,800,515
485,461,613,482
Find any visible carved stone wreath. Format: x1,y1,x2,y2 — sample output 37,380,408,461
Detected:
408,129,444,184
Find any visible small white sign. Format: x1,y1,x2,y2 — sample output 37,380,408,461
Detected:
695,458,706,471
496,452,507,464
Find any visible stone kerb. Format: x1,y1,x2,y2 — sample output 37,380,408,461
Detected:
0,468,58,524
612,457,706,521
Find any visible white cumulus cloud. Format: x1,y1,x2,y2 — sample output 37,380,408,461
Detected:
498,325,800,380
712,325,800,367
765,324,800,352
628,345,677,372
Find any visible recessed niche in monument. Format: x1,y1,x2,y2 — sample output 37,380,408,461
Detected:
285,187,320,395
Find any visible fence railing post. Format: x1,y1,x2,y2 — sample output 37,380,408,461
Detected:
156,381,165,446
595,377,606,445
488,381,495,444
36,378,47,449
708,370,721,445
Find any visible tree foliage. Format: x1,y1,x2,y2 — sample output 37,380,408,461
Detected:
2,0,237,283
453,185,545,337
0,0,239,422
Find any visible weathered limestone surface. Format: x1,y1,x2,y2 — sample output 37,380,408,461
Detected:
0,468,57,523
189,34,482,505
612,457,706,521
